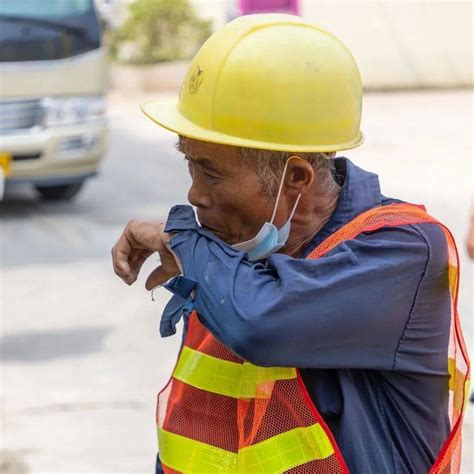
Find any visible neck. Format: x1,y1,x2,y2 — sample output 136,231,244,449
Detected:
283,179,341,258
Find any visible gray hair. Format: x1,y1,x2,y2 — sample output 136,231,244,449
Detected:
238,147,337,198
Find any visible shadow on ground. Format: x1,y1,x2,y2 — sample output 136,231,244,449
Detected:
0,326,113,363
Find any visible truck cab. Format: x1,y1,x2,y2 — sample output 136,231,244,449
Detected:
0,0,107,200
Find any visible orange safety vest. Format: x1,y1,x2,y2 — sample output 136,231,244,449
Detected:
156,203,469,473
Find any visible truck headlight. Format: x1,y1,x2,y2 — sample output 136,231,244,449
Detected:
41,95,106,127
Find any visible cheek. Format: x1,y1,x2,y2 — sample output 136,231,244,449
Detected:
196,172,272,242
222,182,273,236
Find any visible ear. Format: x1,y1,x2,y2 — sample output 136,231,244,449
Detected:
285,157,314,195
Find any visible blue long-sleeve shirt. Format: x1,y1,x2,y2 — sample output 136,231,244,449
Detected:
158,158,451,474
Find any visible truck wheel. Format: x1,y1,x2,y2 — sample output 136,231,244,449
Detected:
35,182,85,201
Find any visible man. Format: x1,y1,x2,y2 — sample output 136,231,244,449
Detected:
112,14,468,473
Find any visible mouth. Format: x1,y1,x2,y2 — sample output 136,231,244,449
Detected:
199,220,214,231
200,220,220,234
199,220,231,242
197,213,217,230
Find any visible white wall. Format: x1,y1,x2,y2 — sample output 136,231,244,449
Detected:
190,0,473,89
300,1,473,89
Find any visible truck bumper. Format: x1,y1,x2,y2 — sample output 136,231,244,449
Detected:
2,121,107,184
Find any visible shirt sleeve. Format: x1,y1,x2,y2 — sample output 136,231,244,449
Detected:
165,206,438,371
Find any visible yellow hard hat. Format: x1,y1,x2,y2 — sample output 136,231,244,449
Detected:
142,14,363,152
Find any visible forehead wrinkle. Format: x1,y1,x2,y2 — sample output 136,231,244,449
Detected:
177,137,237,173
176,139,209,161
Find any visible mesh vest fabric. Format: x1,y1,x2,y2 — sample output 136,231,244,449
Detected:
156,203,469,473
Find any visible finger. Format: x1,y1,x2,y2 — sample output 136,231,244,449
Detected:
145,265,176,291
117,249,131,275
112,234,133,282
128,249,154,284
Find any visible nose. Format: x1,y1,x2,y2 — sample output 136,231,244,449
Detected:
187,179,211,209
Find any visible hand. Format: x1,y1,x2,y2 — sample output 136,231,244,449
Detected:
111,219,181,288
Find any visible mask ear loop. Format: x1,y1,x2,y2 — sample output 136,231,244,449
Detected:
270,156,303,225
288,192,302,220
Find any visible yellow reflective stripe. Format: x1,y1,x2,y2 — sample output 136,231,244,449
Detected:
448,263,458,294
173,346,296,399
240,364,297,398
448,358,470,411
158,427,236,473
158,424,334,473
448,357,465,391
239,423,334,472
464,378,471,410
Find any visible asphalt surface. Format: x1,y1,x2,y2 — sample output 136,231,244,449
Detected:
1,90,473,473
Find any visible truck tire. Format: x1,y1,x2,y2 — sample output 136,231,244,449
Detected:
35,182,84,201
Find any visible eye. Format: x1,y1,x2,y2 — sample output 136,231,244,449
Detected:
204,170,220,180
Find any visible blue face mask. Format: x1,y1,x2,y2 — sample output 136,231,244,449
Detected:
232,158,302,261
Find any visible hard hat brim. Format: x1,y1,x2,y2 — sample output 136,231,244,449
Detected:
142,98,364,153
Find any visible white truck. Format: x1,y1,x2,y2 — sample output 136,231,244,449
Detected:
0,0,107,200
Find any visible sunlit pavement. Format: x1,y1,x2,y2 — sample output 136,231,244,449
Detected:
1,89,472,473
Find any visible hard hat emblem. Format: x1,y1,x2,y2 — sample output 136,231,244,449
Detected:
189,66,204,94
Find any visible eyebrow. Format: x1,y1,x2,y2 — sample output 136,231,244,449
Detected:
185,155,216,170
177,141,220,172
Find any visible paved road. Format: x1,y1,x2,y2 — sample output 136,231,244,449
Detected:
1,90,473,473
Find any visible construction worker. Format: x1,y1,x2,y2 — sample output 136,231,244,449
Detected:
111,14,469,473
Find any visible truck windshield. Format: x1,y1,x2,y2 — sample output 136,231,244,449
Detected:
0,0,101,62
0,0,92,18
